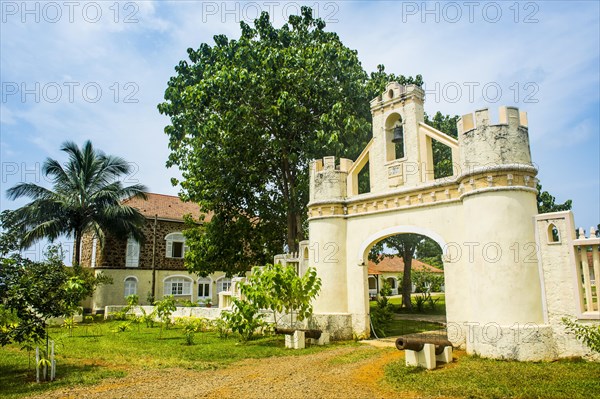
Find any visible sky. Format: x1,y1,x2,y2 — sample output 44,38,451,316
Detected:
1,1,599,260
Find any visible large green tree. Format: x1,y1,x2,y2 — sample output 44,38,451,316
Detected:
5,140,147,265
159,8,421,275
537,183,572,214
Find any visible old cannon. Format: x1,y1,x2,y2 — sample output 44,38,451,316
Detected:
275,328,322,340
395,335,453,370
395,336,452,355
275,328,329,349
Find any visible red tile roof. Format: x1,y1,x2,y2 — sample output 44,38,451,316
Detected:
123,193,211,222
368,256,443,275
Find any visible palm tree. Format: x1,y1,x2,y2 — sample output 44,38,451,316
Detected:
6,140,148,265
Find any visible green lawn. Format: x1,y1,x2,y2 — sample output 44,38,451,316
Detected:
2,317,598,399
384,353,600,399
0,320,338,399
370,293,447,316
369,294,447,338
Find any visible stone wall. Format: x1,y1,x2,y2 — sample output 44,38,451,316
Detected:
86,219,189,270
535,211,600,360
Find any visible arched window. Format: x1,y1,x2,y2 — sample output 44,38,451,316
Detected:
198,277,211,299
164,276,192,296
124,277,137,297
368,276,377,290
216,277,232,293
165,232,188,259
386,277,397,289
547,223,560,243
125,236,140,267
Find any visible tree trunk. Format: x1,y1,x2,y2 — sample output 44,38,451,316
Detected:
74,229,82,266
287,210,298,253
402,248,413,309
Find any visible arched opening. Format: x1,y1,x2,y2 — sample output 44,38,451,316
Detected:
165,232,187,258
364,228,446,339
368,276,378,300
163,275,192,297
547,223,560,243
385,113,405,162
124,276,138,298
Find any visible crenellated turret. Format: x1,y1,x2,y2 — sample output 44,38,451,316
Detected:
458,107,532,174
309,156,352,203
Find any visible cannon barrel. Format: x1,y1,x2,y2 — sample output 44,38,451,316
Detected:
275,328,322,340
395,336,452,355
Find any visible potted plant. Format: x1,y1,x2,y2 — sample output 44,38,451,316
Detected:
202,298,213,308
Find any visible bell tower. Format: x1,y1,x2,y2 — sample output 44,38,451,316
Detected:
368,82,426,192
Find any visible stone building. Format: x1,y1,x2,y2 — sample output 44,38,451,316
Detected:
80,193,231,313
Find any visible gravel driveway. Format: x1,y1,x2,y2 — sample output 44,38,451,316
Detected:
25,345,410,399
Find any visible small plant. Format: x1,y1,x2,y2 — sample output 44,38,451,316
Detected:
62,316,77,337
371,281,394,337
412,293,427,312
211,317,230,338
115,323,128,333
177,317,205,345
110,309,129,321
112,322,130,333
155,296,177,337
126,294,139,307
140,307,156,328
562,317,600,353
221,298,266,343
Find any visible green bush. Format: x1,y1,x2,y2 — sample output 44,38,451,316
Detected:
371,282,394,337
176,317,207,345
221,299,266,343
562,318,600,353
154,296,177,336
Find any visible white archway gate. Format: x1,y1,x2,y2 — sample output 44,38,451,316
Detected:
305,83,554,360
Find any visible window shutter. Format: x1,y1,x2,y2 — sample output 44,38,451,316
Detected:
166,240,172,258
91,238,97,268
132,241,139,266
126,238,140,267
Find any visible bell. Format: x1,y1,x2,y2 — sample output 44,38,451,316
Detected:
392,125,404,144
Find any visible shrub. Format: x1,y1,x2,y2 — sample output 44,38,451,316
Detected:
211,317,230,338
154,296,177,337
176,317,206,345
371,282,394,338
221,298,266,343
562,318,600,354
140,307,156,328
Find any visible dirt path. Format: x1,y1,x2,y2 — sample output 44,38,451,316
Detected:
25,345,409,399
